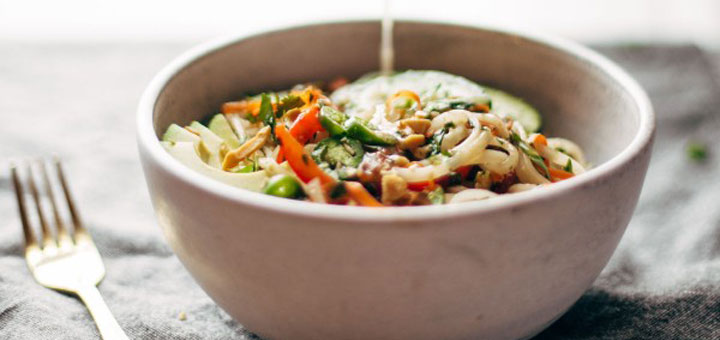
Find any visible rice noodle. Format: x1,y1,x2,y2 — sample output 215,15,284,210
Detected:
532,138,586,174
390,163,450,183
447,117,491,169
516,152,551,185
508,183,538,193
477,113,510,138
547,137,587,165
449,189,498,203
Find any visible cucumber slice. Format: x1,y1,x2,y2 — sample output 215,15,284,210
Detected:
163,142,267,192
485,88,542,133
208,114,241,149
188,121,225,168
162,124,200,143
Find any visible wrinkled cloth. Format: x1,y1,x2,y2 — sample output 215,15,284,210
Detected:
0,43,718,339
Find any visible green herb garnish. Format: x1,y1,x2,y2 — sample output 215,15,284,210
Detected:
687,142,707,162
258,93,274,129
428,122,455,156
510,133,550,179
563,158,573,172
277,94,304,114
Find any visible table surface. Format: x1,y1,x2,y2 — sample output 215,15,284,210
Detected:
0,42,718,339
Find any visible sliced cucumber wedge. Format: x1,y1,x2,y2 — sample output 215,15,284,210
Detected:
163,142,267,192
188,121,226,168
162,124,200,144
208,114,241,149
485,88,542,133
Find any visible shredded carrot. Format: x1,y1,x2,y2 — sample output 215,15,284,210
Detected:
533,134,548,147
275,125,335,184
386,90,422,113
222,101,249,114
472,103,490,112
549,168,574,182
345,182,383,207
289,106,322,143
222,99,275,116
276,105,323,163
292,86,323,109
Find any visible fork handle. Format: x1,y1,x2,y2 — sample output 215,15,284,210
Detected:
77,285,130,340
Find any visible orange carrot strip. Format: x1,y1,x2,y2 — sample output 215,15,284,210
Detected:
289,106,323,144
471,103,491,112
533,134,548,146
222,99,276,116
549,168,574,182
277,106,324,163
275,125,335,184
222,101,251,114
386,90,422,113
345,182,383,207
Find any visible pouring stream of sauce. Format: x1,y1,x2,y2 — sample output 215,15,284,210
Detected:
380,0,394,75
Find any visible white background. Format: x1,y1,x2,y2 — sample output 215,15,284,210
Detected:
1,0,719,47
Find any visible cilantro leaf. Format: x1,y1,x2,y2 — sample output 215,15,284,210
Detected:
278,94,305,114
258,93,275,129
428,122,455,156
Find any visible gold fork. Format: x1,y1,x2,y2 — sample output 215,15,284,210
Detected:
10,158,130,340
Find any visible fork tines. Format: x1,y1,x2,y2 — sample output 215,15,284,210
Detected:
10,158,85,251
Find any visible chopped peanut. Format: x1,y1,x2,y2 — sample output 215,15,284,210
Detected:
222,126,270,170
381,174,408,205
398,134,426,150
398,118,432,135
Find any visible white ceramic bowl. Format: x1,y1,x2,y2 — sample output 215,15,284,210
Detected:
137,21,654,340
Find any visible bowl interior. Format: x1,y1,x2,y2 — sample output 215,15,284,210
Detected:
152,21,642,166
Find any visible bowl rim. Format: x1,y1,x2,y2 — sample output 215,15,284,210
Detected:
137,19,655,222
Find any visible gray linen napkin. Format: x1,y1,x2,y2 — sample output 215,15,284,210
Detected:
0,43,718,339
537,45,720,339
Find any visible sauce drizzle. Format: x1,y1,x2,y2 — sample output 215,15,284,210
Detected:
380,0,394,75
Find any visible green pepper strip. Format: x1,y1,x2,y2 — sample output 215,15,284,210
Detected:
319,106,348,137
344,117,397,146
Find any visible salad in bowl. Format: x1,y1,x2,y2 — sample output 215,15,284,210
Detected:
161,70,587,206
